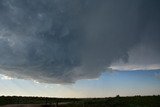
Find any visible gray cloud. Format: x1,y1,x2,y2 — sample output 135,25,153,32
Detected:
0,0,160,84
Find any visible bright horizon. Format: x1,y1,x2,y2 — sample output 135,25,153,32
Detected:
0,70,160,98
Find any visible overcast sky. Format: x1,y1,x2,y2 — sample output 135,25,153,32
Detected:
0,0,160,97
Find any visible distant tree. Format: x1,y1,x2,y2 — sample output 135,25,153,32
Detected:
116,95,120,98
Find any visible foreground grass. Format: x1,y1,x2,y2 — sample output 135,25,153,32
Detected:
0,95,160,107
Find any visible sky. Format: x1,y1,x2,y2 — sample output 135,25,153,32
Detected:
0,0,160,97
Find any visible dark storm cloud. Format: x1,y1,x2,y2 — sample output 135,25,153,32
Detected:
0,0,160,84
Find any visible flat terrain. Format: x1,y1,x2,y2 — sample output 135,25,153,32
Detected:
0,96,160,107
0,104,55,107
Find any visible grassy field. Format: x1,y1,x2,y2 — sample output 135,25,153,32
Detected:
0,95,160,107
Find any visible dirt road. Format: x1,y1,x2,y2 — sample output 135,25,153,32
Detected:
0,104,55,107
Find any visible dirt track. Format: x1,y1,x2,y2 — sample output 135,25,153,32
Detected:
0,104,55,107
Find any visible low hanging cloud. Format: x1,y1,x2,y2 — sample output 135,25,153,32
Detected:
0,0,160,84
110,45,160,71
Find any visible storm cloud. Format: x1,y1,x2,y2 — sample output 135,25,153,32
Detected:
0,0,160,84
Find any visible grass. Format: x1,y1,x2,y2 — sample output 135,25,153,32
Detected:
0,95,160,107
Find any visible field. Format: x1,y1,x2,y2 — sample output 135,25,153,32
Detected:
0,95,160,107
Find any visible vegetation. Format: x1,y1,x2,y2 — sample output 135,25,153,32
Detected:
0,95,160,107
